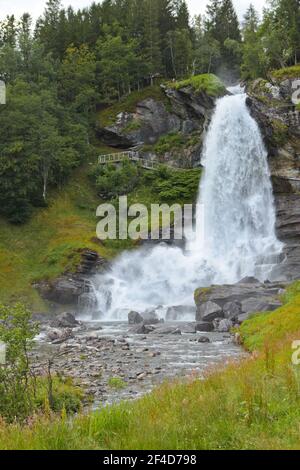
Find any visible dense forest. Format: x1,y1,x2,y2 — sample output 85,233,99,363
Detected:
0,0,299,223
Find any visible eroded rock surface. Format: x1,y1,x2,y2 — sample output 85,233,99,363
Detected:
195,280,285,326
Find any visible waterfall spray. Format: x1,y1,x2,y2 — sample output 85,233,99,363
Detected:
91,90,283,321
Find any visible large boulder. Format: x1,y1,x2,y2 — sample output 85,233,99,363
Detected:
194,280,285,326
130,324,155,335
51,312,79,329
178,323,197,334
196,301,223,322
36,276,86,306
46,328,74,344
128,311,144,325
223,301,242,320
216,319,233,333
241,297,281,315
152,326,182,335
195,322,214,332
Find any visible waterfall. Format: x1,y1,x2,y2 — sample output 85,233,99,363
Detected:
91,89,283,321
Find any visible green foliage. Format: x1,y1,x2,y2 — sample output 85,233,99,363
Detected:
91,159,142,199
241,1,300,80
0,303,38,422
0,77,90,224
271,65,300,80
172,74,226,97
90,157,201,205
35,377,83,415
108,377,126,390
271,119,289,147
240,280,300,352
154,132,186,154
154,168,201,202
0,303,83,422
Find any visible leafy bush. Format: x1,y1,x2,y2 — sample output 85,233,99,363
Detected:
0,304,39,422
90,159,142,198
35,377,83,415
154,133,186,155
153,168,201,203
0,304,84,422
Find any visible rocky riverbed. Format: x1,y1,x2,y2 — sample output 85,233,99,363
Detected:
31,317,242,408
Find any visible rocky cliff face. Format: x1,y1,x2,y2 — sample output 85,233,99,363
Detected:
246,76,300,193
96,84,225,168
35,250,108,312
246,73,300,283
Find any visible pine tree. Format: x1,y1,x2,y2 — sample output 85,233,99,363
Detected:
243,3,260,36
174,0,190,29
1,15,17,47
18,14,33,69
142,0,163,83
217,0,241,43
157,0,176,75
35,0,64,58
205,0,222,37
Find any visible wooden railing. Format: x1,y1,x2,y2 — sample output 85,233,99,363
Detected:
98,150,160,170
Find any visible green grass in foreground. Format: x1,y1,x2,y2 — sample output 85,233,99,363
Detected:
0,281,300,449
171,74,226,98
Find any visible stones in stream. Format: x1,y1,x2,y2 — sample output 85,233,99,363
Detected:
33,320,241,409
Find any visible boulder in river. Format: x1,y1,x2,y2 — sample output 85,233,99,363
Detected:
179,323,197,334
198,336,210,344
216,319,233,333
128,311,144,325
51,312,79,329
196,301,224,322
46,328,74,344
195,322,214,332
130,324,155,335
152,326,182,335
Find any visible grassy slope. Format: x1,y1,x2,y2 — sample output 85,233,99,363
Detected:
0,281,300,449
0,144,121,310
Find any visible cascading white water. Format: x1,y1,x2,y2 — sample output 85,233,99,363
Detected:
91,89,283,321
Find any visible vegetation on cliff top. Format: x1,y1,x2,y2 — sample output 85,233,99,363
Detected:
171,74,226,97
0,281,300,449
271,65,300,81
